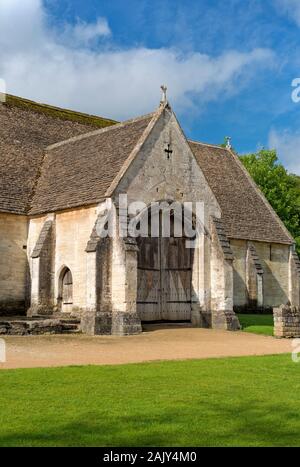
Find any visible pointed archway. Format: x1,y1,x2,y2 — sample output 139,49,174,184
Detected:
136,205,195,322
58,266,73,312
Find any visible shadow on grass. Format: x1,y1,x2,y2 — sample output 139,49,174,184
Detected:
1,399,300,447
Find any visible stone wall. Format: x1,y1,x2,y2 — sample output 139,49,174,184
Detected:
231,239,291,312
210,218,240,330
0,213,28,315
274,304,300,338
28,206,98,316
54,206,98,313
109,203,142,335
82,219,113,335
28,217,55,315
289,249,300,307
27,214,47,314
231,239,248,308
255,242,289,308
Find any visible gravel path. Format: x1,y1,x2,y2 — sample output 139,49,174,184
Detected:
0,324,292,369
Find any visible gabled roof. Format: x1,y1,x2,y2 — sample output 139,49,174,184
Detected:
0,95,294,245
189,141,293,244
29,113,155,214
0,95,117,214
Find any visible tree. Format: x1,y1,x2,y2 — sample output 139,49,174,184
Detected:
239,150,300,254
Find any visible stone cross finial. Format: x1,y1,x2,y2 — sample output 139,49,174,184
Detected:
225,136,232,150
160,85,167,105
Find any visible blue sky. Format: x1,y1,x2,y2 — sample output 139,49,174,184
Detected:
1,0,300,172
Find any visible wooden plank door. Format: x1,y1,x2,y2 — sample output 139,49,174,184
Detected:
161,235,192,321
137,211,192,322
137,236,161,321
62,269,73,305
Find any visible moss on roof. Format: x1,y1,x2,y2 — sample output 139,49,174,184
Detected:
4,94,118,129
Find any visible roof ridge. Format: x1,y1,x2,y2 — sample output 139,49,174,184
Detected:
188,139,227,150
4,94,117,128
47,111,156,151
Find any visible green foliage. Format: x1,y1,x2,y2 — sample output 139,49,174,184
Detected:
1,355,300,446
239,150,300,254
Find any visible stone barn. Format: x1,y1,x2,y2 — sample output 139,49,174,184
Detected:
0,92,299,335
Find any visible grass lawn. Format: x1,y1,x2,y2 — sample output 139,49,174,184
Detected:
0,354,300,447
237,314,274,336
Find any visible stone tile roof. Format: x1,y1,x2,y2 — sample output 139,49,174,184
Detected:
0,95,117,214
0,95,294,245
29,114,154,215
189,141,293,244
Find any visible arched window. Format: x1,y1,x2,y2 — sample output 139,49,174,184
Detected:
61,268,73,305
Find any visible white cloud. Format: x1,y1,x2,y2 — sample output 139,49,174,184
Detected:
269,128,300,174
62,17,111,47
0,0,275,120
275,0,300,26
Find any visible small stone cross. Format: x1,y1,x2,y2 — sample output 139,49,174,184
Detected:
160,85,167,104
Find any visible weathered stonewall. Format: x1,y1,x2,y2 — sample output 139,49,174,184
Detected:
0,317,81,336
273,304,300,338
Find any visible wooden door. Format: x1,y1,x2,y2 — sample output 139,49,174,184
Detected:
137,236,161,320
160,236,192,320
62,269,73,305
137,212,192,322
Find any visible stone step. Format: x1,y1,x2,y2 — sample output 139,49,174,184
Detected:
58,318,81,325
30,312,75,319
0,318,81,336
61,328,82,334
29,317,81,325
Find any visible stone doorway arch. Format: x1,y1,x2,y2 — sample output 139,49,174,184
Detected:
136,203,198,322
58,266,73,313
